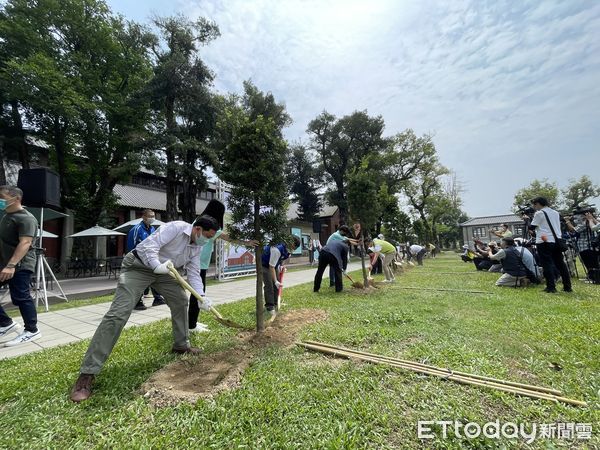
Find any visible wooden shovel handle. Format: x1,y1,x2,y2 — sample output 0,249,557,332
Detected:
166,263,224,320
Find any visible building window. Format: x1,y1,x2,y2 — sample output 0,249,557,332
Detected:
513,225,525,237
473,227,487,238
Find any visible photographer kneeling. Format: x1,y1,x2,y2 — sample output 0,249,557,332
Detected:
489,237,539,287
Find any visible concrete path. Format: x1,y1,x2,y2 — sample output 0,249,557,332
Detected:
0,262,362,360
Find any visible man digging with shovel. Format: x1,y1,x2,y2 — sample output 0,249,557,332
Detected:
69,215,219,403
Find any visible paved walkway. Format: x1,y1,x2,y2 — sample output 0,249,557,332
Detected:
0,262,362,360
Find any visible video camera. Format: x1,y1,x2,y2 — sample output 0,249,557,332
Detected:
572,204,596,216
517,205,535,217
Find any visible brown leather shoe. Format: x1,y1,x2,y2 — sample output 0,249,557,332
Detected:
70,373,95,403
171,346,201,355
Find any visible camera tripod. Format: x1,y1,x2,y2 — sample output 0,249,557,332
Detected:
33,246,67,311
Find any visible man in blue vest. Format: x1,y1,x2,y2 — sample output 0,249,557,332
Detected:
262,236,300,318
126,209,165,310
488,237,539,287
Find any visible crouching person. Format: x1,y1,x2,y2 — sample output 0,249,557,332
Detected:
489,237,539,287
261,236,300,318
69,215,219,403
314,240,350,292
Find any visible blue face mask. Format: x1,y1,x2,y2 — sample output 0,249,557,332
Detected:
195,234,209,246
0,199,6,210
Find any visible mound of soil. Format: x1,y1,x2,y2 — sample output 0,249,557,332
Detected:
141,309,328,407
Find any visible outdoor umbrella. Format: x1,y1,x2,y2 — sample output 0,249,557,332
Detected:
37,230,59,239
113,218,165,233
67,225,126,258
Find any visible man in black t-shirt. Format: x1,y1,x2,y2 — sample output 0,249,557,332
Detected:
0,185,41,346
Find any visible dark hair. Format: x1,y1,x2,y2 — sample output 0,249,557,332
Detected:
142,209,154,216
502,237,515,246
531,197,548,207
338,225,350,236
193,215,219,231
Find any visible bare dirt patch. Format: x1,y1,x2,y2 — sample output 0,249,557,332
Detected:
141,309,328,407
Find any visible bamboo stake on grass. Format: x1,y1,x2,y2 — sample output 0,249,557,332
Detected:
296,342,587,407
303,340,563,396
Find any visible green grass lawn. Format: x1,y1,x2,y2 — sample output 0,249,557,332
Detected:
1,254,598,448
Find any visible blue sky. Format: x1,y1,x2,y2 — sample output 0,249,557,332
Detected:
108,0,600,217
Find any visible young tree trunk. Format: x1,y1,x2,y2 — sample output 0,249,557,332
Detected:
165,97,178,221
10,101,29,170
53,118,70,205
358,229,369,288
0,136,7,185
254,198,265,332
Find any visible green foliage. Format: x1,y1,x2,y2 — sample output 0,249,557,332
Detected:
216,81,290,331
307,110,387,221
287,144,322,221
513,179,560,212
562,175,600,211
0,0,155,229
147,14,220,221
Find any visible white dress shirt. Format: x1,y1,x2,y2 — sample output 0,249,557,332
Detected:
135,221,205,295
410,244,423,255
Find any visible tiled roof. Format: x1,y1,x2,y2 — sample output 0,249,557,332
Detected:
287,202,339,221
460,214,523,227
113,184,208,212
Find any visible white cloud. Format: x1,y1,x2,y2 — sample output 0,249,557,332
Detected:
128,0,600,215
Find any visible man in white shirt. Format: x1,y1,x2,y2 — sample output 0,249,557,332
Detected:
409,244,427,266
70,215,219,402
530,197,572,293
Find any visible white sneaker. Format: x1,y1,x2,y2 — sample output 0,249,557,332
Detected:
0,321,21,337
189,324,210,333
4,330,41,347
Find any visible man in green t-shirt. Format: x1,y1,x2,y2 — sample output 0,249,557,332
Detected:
369,237,397,282
0,185,42,346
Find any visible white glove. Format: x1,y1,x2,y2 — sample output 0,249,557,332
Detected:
198,296,212,311
342,270,348,276
275,280,283,290
153,260,172,275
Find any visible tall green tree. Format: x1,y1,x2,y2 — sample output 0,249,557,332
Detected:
307,110,387,222
216,83,290,332
148,15,220,221
286,144,322,221
562,175,600,211
347,164,382,286
0,0,155,229
513,179,560,211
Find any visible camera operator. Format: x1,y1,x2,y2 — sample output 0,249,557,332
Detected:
565,209,599,282
529,197,573,293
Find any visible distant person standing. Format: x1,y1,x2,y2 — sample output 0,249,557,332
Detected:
0,186,41,346
410,243,427,266
530,197,572,293
127,209,166,310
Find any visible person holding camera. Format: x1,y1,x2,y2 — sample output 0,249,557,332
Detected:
565,210,599,281
488,237,538,287
530,197,572,293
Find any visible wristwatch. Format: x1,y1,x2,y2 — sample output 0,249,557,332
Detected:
6,263,16,269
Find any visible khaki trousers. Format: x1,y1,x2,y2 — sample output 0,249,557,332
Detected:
383,252,396,281
80,253,190,375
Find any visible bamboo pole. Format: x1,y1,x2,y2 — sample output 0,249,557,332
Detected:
303,340,562,396
297,342,587,407
167,263,250,330
389,286,492,294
